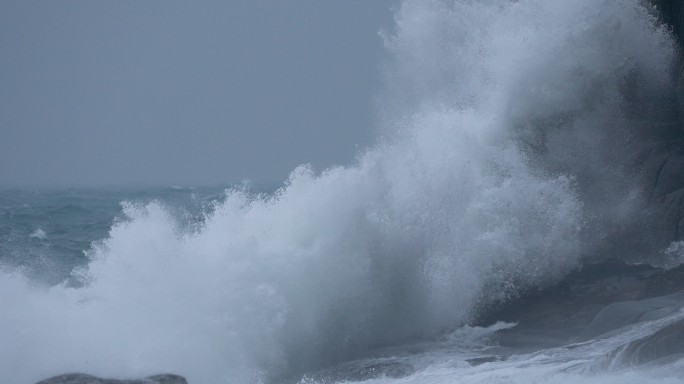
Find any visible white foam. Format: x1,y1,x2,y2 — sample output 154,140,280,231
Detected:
29,228,47,240
663,241,684,269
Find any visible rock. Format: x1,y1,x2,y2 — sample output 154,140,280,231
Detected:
35,373,188,384
620,319,684,365
641,140,684,200
653,0,684,42
577,291,684,341
477,259,684,349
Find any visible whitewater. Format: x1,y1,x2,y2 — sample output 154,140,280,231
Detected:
2,0,684,383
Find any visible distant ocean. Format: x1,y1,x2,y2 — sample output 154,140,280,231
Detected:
0,187,236,286
5,1,684,384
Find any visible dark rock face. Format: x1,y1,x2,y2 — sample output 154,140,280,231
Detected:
565,0,684,335
477,259,684,350
35,373,188,384
577,291,684,342
627,0,684,252
654,0,684,41
621,318,684,365
640,139,684,245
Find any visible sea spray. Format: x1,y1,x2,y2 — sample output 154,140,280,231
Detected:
0,0,679,383
380,0,677,258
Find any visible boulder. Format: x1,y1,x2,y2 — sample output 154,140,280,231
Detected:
35,373,187,384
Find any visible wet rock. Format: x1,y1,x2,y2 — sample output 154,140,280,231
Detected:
578,291,684,341
654,0,684,43
621,319,684,365
641,140,684,201
465,356,499,366
35,373,188,384
478,259,684,349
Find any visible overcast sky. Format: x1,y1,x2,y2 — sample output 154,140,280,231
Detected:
0,1,398,187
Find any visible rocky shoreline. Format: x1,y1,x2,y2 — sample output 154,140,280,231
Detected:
478,258,684,360
290,259,684,384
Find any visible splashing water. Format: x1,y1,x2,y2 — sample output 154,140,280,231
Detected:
0,0,678,383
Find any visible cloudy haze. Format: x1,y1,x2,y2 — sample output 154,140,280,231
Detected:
0,1,397,187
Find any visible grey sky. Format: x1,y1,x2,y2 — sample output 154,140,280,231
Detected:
0,1,398,187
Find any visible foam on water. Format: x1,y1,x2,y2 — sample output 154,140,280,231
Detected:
0,0,679,383
29,229,47,240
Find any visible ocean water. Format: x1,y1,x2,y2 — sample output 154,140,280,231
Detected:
3,0,684,383
0,187,235,287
